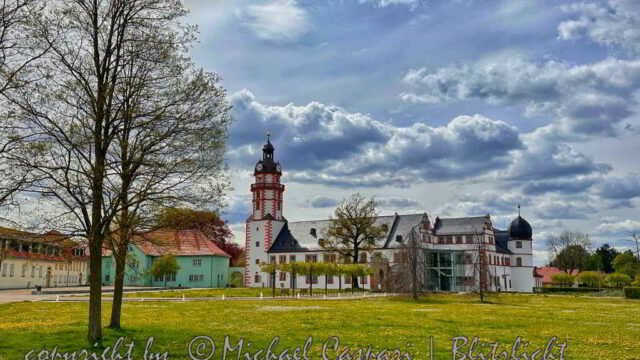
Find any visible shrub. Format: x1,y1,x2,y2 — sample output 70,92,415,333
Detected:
551,273,576,287
632,275,640,287
623,287,640,299
606,272,632,287
576,271,604,287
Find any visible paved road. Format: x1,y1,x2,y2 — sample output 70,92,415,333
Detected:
0,286,168,304
0,287,389,304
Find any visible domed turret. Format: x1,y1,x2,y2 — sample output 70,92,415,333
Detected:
508,205,532,240
255,132,281,174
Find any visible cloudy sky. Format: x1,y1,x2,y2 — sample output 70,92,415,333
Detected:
183,0,639,265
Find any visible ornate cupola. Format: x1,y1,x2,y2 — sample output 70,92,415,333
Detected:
251,133,285,221
255,133,281,175
508,205,532,240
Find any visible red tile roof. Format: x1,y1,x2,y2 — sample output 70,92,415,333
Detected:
534,266,580,284
0,227,87,261
130,229,230,257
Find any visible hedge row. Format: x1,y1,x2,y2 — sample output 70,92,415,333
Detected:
623,287,640,299
534,287,607,293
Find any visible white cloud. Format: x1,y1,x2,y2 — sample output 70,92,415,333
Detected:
230,90,524,186
558,0,640,55
503,126,611,181
358,0,420,8
238,0,311,44
400,58,640,136
594,219,640,235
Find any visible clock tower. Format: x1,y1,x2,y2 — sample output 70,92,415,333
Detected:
245,134,286,287
251,134,284,220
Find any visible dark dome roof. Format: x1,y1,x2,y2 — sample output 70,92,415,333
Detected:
508,216,532,240
262,140,274,152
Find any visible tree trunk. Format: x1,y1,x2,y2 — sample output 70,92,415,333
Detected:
292,269,296,293
109,193,130,330
411,243,418,300
88,235,103,344
272,271,275,297
339,275,342,293
309,268,312,296
325,274,328,296
109,254,126,329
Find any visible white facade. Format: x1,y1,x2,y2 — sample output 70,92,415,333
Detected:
0,230,89,289
0,258,88,289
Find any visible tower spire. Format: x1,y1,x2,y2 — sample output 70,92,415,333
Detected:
518,204,521,216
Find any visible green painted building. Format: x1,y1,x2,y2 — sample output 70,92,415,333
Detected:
101,230,231,288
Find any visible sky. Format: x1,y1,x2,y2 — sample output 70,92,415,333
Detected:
6,0,639,266
181,0,640,266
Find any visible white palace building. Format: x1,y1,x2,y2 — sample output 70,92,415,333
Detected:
244,137,536,293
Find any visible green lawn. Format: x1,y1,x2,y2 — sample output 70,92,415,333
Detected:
1,293,639,360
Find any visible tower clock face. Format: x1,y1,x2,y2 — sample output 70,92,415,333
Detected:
276,164,281,172
256,163,263,171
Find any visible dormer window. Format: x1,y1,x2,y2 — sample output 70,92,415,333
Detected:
310,228,317,238
396,235,402,242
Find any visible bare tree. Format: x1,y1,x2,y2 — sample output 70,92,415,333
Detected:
546,231,592,274
104,26,231,328
470,234,494,303
386,226,427,300
627,230,640,261
0,0,47,209
4,0,196,344
319,194,387,288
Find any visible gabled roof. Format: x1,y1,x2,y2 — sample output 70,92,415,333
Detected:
534,266,580,284
286,215,398,250
268,222,307,253
434,216,490,235
130,230,230,257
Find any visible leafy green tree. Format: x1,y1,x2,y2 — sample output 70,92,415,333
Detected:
632,275,640,287
612,251,640,278
606,272,632,287
149,255,181,288
595,244,619,273
260,262,279,297
551,273,576,287
320,194,387,288
576,271,604,287
279,262,307,294
547,231,592,274
585,253,603,272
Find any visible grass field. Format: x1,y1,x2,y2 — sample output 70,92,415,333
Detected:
1,292,639,360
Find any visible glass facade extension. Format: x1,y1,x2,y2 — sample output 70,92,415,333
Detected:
426,251,469,292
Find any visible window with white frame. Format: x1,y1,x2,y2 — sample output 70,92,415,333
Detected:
193,259,202,266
